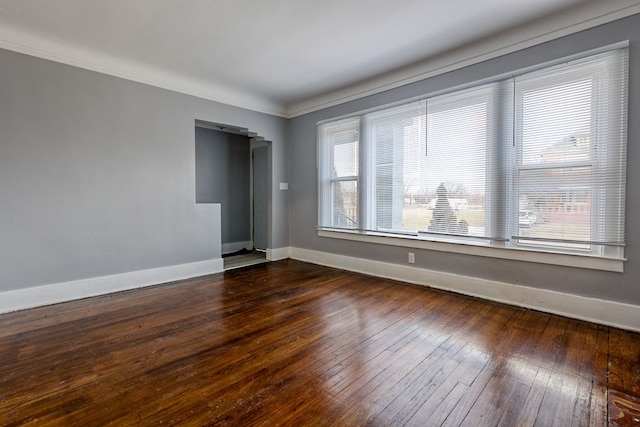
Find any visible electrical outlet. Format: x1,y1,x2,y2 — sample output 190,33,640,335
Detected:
408,252,415,264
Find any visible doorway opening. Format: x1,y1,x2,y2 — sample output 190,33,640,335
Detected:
194,120,271,270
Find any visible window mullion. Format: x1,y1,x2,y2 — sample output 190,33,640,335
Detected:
358,118,368,231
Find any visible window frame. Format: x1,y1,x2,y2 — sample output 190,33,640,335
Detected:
317,45,627,272
363,100,426,235
512,67,600,256
421,85,500,241
510,56,626,259
317,117,360,230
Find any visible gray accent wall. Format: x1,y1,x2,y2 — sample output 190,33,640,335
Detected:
195,128,251,245
288,13,640,306
0,47,287,293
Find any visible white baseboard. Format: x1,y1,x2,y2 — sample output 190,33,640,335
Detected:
0,258,224,314
267,247,290,261
222,241,252,255
290,247,640,332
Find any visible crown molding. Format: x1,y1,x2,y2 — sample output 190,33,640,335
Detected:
285,0,640,118
0,25,287,117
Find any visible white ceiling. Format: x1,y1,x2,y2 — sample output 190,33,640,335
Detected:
0,0,639,117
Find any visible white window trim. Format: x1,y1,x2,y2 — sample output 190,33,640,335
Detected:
318,229,624,273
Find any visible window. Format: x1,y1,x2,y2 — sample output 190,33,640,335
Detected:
318,47,628,262
363,85,501,240
512,53,627,257
365,101,426,234
318,118,359,229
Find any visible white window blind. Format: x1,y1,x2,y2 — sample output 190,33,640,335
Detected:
364,101,425,234
317,46,627,259
513,49,627,253
363,85,503,240
423,85,500,239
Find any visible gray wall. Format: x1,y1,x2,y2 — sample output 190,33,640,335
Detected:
0,47,287,293
1,13,638,306
195,128,251,245
289,13,640,306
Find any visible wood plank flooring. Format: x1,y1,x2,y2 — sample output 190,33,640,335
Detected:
0,259,639,426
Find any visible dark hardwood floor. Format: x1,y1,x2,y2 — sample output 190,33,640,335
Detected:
1,259,639,426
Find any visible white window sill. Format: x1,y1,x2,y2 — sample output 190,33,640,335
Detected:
317,229,625,273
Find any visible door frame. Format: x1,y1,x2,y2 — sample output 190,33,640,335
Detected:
250,139,270,251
